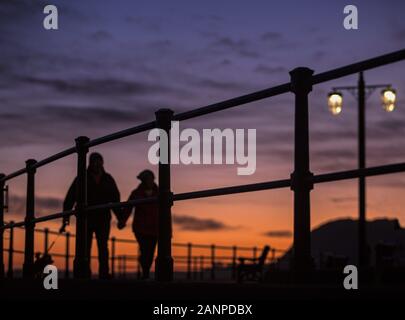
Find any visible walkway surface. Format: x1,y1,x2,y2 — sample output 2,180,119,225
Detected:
1,279,405,301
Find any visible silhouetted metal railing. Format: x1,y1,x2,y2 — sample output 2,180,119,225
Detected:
1,49,404,282
2,224,283,280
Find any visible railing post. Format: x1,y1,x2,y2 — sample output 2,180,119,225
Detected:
137,246,141,279
7,221,14,278
123,255,127,278
289,67,314,280
200,256,204,280
232,246,237,280
155,108,174,282
73,136,90,279
358,72,368,269
44,228,49,255
211,244,215,280
111,237,116,278
187,243,192,280
193,256,198,280
65,232,70,279
0,174,5,279
23,159,37,279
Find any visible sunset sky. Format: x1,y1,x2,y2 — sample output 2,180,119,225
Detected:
1,0,405,271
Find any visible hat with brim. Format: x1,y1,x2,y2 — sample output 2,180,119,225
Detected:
137,169,155,181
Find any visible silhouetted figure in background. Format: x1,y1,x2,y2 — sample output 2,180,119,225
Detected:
62,152,121,279
33,252,54,279
119,170,158,280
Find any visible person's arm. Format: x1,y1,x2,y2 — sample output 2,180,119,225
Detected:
61,178,77,231
121,190,137,225
109,175,122,220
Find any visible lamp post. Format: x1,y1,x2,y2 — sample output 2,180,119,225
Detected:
327,72,397,269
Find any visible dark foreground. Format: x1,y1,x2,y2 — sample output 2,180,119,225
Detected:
1,279,405,301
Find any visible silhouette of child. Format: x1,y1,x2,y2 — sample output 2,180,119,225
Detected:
119,170,159,280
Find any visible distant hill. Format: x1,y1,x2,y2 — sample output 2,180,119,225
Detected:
279,218,405,268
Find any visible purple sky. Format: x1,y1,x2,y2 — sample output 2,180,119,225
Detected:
1,0,405,249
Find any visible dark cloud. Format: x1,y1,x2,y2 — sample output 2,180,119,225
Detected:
376,179,405,189
312,50,327,61
220,59,232,66
18,76,171,96
173,214,236,231
148,40,172,50
125,15,161,32
254,64,286,75
260,32,283,42
209,37,260,58
9,195,62,217
40,105,142,123
90,30,113,42
191,77,247,92
393,28,405,42
0,0,46,21
262,230,292,238
0,104,154,147
331,197,357,204
311,148,356,162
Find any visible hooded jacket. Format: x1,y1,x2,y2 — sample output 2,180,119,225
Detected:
63,169,121,223
126,182,159,237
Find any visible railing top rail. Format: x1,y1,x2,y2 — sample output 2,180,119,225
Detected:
3,222,285,254
1,168,27,182
86,121,156,148
33,147,76,170
173,83,291,122
312,49,405,85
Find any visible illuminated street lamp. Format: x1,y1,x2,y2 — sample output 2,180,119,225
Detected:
381,86,396,112
327,91,343,115
327,72,397,270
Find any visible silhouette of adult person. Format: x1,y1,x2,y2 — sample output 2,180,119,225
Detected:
118,169,159,280
62,152,121,279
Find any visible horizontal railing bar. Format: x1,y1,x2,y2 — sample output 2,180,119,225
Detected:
173,179,291,201
312,49,405,85
0,198,157,230
313,162,405,184
33,147,76,169
4,163,403,230
173,83,291,122
1,210,75,230
27,210,75,225
86,121,156,148
35,228,60,235
172,242,255,251
85,196,157,212
3,162,403,231
0,251,276,261
1,168,27,182
1,148,76,182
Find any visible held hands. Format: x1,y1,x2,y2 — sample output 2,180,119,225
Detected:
117,218,126,230
59,219,68,234
116,207,129,230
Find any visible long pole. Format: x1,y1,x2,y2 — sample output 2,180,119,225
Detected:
290,67,314,280
23,159,37,279
358,72,368,268
155,109,174,281
73,136,90,278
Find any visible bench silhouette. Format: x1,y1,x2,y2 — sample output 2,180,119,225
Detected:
237,245,270,282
